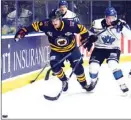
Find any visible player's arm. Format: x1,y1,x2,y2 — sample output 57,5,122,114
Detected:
76,24,89,41
120,22,131,40
76,23,97,43
90,21,98,34
76,23,98,51
111,19,131,39
14,20,47,41
122,25,131,39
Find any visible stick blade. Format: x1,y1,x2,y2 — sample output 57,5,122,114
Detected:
44,95,58,101
30,79,36,84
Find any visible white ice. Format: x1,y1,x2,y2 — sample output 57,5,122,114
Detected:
2,62,131,119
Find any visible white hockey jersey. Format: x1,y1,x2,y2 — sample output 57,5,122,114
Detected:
91,18,131,50
62,10,76,18
58,9,79,22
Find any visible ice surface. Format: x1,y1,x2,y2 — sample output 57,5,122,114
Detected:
2,62,131,119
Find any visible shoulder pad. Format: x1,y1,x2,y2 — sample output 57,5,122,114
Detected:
66,10,76,18
119,19,126,23
92,18,104,29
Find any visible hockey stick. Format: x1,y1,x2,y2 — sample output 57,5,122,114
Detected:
44,54,84,101
30,63,48,83
45,28,107,80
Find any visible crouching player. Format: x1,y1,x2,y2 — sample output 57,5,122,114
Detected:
14,10,97,92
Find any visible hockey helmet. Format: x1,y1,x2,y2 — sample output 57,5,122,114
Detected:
49,9,63,20
105,7,117,17
59,0,68,7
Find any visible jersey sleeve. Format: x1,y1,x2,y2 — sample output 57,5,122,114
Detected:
90,21,96,33
75,23,89,40
90,19,104,34
89,20,101,34
25,20,49,33
122,25,131,40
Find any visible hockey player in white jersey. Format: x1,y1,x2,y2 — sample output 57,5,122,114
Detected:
84,7,131,93
58,0,79,23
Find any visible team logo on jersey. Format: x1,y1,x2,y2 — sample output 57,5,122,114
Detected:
47,32,52,37
50,55,56,60
65,32,72,36
56,37,68,46
101,35,115,44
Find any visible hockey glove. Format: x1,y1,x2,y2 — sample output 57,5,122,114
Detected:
111,19,126,32
83,35,98,51
14,28,28,41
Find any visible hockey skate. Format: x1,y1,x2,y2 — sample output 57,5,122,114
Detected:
84,78,99,92
62,81,68,92
120,83,129,93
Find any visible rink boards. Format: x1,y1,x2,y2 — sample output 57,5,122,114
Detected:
2,33,131,93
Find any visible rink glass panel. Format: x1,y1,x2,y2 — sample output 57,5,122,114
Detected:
2,0,131,35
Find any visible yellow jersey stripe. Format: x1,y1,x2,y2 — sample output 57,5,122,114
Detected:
78,24,83,30
60,21,64,31
77,24,88,35
32,22,40,31
80,27,88,35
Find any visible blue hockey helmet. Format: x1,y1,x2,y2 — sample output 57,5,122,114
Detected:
59,0,68,7
105,7,117,17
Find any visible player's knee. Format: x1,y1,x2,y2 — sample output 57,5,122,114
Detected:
50,60,61,73
108,60,123,80
50,61,67,81
89,62,100,79
108,60,119,71
73,64,84,75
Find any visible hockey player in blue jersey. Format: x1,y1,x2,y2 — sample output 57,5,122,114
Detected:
14,9,97,92
84,7,131,94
